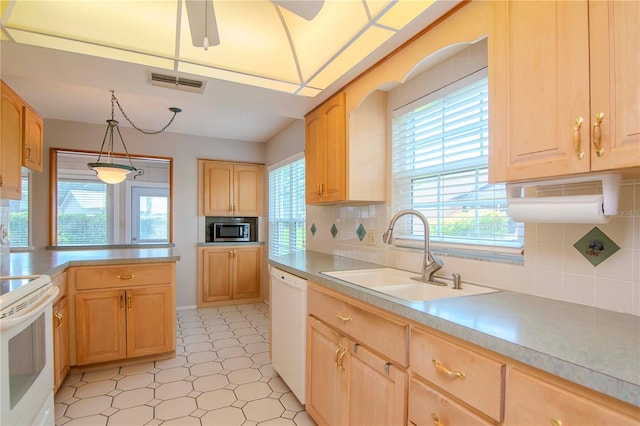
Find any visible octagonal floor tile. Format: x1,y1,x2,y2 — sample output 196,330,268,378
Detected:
63,414,107,425
116,373,154,391
81,368,119,383
155,396,197,420
196,389,236,410
73,380,116,399
217,346,246,359
200,406,246,425
190,361,223,377
155,356,187,369
155,366,190,383
280,392,304,411
119,362,154,376
222,356,253,371
107,405,153,425
213,338,241,349
162,416,202,425
64,396,112,419
112,387,154,409
187,351,218,364
228,368,261,385
192,374,229,392
234,382,272,401
155,380,194,400
242,398,285,422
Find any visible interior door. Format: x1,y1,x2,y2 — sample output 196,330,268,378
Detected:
130,186,169,244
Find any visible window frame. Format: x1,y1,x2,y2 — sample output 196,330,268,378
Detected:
8,171,31,250
268,152,306,258
49,148,173,247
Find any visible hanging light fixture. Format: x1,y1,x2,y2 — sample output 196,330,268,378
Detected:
88,90,181,184
203,0,209,50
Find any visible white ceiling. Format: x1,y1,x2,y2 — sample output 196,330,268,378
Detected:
0,0,460,143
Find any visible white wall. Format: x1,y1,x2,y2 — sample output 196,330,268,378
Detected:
36,119,266,308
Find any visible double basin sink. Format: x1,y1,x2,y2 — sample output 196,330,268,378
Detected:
321,268,497,302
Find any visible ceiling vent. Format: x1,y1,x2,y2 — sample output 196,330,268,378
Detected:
150,72,205,93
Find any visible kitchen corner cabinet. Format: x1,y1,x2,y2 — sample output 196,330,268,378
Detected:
489,0,640,183
71,263,176,366
306,284,408,426
22,104,43,172
52,272,69,392
305,90,386,204
198,245,262,307
198,159,264,217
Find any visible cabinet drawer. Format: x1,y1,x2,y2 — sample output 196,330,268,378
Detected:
409,378,493,426
308,286,408,366
506,368,639,425
73,263,174,290
411,327,505,422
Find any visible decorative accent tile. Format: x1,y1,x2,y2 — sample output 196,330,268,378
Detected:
330,223,338,239
310,223,317,236
573,227,620,267
356,224,367,241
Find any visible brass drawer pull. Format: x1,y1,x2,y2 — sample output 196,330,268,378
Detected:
592,112,605,157
572,116,584,160
432,359,466,379
551,419,563,426
336,312,352,322
117,274,135,280
431,413,444,426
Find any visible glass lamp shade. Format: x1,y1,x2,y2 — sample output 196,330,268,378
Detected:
88,163,134,184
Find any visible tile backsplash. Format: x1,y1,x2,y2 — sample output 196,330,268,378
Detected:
306,180,640,316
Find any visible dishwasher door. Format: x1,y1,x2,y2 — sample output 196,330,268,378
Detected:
270,267,307,404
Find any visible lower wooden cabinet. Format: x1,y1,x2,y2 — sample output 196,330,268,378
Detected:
506,368,639,426
52,296,69,392
306,286,408,426
198,245,262,307
70,262,176,366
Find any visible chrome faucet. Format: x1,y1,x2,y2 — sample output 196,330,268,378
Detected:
383,209,445,285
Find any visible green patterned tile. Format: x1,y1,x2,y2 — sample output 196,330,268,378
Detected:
330,224,338,239
310,223,317,236
573,227,620,267
356,224,367,241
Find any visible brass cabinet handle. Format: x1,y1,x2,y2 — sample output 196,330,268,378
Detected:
336,312,352,322
117,274,134,280
572,117,584,160
334,346,342,366
55,312,63,326
25,145,32,159
592,112,605,157
127,293,132,310
120,294,124,310
337,346,347,371
432,359,466,379
431,413,444,426
551,419,563,426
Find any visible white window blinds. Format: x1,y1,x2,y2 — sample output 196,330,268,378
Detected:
392,69,523,251
268,155,306,257
8,173,29,248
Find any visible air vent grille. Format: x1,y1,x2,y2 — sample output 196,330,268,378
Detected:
150,73,205,93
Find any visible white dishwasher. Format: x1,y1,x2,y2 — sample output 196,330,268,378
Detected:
270,267,307,404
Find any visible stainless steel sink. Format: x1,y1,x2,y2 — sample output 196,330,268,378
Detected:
321,268,497,302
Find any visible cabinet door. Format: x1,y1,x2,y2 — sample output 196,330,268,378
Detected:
76,290,127,365
588,0,640,170
126,285,175,358
348,342,407,426
320,92,346,202
490,1,591,182
201,161,234,216
201,248,234,303
1,81,23,200
506,368,638,425
233,246,261,299
234,164,262,216
306,317,348,426
22,105,43,172
409,378,493,426
53,296,70,392
305,107,324,204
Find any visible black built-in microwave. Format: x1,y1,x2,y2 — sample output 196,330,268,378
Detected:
205,217,257,242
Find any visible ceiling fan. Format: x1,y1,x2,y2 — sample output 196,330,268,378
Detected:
185,0,324,50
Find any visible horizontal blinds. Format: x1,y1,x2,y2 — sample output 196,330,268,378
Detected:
8,174,29,248
57,179,109,245
392,71,523,249
268,157,306,257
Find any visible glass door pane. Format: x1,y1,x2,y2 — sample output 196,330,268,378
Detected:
131,186,169,243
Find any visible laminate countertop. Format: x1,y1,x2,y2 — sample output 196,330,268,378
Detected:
3,247,181,277
269,250,640,407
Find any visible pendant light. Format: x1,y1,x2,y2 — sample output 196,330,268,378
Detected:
88,90,181,184
203,0,209,50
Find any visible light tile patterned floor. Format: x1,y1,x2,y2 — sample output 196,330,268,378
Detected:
55,303,314,425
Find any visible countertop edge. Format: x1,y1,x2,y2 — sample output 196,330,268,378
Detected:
268,255,640,407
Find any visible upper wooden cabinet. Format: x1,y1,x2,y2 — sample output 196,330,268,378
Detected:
1,81,23,199
22,104,43,172
305,90,386,205
199,159,264,216
489,0,640,182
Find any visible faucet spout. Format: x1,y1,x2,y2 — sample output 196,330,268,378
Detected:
383,209,444,284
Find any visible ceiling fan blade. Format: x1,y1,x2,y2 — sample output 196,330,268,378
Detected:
185,0,220,48
273,0,324,20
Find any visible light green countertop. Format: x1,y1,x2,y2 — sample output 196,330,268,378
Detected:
269,250,640,407
3,247,181,277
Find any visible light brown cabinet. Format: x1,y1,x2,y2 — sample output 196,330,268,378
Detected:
1,81,24,199
198,160,263,217
490,0,639,183
52,272,69,392
198,245,262,307
506,368,639,425
22,104,43,172
306,284,408,426
70,263,176,366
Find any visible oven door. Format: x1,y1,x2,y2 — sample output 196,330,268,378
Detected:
1,286,58,426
